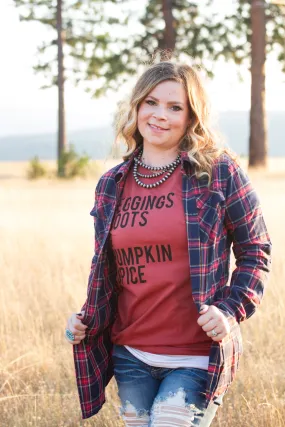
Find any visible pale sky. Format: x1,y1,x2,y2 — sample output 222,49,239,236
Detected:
0,0,285,137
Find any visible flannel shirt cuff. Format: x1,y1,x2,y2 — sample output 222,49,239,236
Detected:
212,300,241,325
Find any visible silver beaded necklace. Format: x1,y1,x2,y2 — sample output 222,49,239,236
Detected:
133,149,181,189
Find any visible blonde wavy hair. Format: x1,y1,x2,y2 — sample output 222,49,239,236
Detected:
115,59,238,185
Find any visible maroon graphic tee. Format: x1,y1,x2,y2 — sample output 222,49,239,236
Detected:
110,163,212,355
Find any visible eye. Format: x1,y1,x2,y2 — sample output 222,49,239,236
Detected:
145,100,182,111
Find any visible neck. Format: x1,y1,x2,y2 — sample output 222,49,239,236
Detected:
140,145,179,167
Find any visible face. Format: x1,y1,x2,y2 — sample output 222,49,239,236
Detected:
137,80,190,152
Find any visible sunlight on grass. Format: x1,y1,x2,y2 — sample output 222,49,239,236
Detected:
0,159,284,426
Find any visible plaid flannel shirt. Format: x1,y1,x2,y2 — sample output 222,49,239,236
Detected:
73,148,272,419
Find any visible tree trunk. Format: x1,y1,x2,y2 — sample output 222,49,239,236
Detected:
57,0,66,177
249,0,268,169
161,0,176,58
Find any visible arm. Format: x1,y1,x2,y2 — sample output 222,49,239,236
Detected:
213,158,272,323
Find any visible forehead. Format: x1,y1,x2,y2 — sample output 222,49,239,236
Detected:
147,80,187,102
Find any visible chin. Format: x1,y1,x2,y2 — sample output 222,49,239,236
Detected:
145,139,166,146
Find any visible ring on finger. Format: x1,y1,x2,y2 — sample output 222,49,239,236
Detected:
65,328,75,341
211,329,218,337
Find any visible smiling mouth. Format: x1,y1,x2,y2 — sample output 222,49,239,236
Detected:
148,124,169,131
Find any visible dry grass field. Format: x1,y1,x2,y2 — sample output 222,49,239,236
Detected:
0,157,285,427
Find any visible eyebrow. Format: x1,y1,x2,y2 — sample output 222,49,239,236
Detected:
146,95,184,105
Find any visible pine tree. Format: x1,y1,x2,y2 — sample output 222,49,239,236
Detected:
56,0,66,176
13,0,131,175
210,0,285,168
125,0,228,75
13,0,285,168
126,0,285,167
250,0,267,168
218,0,285,168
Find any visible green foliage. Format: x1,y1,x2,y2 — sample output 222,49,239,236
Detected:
12,0,133,96
13,0,285,96
27,156,47,179
58,144,90,179
213,0,285,70
124,0,285,76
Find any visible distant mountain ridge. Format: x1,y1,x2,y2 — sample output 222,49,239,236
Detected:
0,111,284,161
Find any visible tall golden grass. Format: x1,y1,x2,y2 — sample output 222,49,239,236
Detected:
0,158,284,427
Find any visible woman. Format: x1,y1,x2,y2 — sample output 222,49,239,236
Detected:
65,60,272,427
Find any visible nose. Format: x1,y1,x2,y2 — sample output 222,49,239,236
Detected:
152,106,167,120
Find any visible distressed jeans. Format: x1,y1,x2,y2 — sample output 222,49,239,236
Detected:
112,344,224,427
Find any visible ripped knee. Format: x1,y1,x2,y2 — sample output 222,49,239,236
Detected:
120,400,150,427
150,388,203,427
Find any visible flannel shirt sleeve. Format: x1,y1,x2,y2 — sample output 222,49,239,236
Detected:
213,158,272,323
79,178,103,315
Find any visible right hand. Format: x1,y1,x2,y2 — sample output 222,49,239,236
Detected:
65,311,87,345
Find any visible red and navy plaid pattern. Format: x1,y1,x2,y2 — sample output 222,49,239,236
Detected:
73,148,272,419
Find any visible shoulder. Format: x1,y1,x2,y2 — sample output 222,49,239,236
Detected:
208,152,254,203
212,152,259,210
213,152,241,173
212,152,248,184
95,160,129,196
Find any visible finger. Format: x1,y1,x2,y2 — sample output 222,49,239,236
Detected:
76,314,85,320
65,333,77,344
73,330,85,338
73,311,87,322
76,310,85,316
199,305,209,314
202,319,220,333
69,315,87,331
206,329,222,338
210,328,229,341
197,311,215,327
66,321,76,335
76,310,86,321
73,323,87,332
65,333,85,345
67,323,86,337
206,328,224,339
74,333,86,341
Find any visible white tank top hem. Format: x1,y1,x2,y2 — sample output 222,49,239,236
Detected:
125,345,209,370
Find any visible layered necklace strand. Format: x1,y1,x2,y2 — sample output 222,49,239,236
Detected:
133,149,181,189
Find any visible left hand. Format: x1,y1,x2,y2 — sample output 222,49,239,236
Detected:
197,305,230,342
